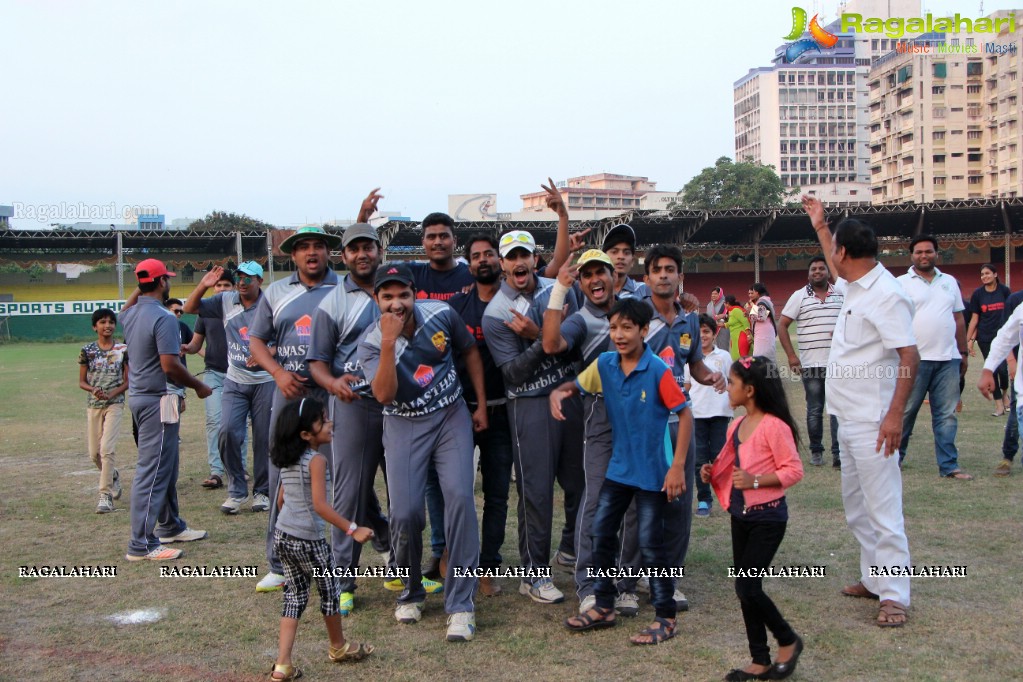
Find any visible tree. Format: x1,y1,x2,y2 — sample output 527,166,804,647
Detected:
188,211,276,232
672,157,798,210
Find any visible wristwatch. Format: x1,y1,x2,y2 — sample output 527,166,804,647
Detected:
753,475,760,490
346,522,358,536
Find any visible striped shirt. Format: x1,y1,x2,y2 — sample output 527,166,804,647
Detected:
307,275,380,398
197,291,274,385
780,283,844,368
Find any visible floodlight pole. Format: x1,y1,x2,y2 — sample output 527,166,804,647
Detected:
1001,201,1012,289
236,230,243,265
116,231,124,299
266,228,274,283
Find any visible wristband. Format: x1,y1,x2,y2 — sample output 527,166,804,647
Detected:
346,522,358,536
547,282,570,311
753,475,760,490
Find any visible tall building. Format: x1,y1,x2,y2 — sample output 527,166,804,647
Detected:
733,0,924,204
0,205,12,229
519,173,674,213
869,10,1023,203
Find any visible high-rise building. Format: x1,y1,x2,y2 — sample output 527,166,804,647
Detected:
733,0,925,204
869,10,1023,203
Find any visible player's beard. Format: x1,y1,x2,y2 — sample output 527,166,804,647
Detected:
474,265,499,285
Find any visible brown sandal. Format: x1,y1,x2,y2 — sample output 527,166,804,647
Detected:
841,581,879,600
877,599,907,627
270,663,302,681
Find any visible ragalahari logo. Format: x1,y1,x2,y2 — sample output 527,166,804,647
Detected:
783,7,838,63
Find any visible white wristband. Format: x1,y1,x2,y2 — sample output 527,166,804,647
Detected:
547,282,570,311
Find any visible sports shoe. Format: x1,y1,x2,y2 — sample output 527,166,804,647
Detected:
395,602,424,624
673,588,689,612
696,501,710,518
96,493,114,514
158,528,208,543
383,577,443,594
256,572,286,592
810,452,824,467
446,611,475,642
614,592,640,617
111,469,122,500
251,492,271,512
832,456,842,469
220,496,248,515
636,576,650,593
994,459,1013,476
125,545,182,561
518,578,564,604
339,591,354,616
554,550,576,571
578,594,597,614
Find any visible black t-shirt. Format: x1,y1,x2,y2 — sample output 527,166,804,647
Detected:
449,289,506,406
177,320,193,367
407,261,474,302
194,316,229,373
970,283,1011,342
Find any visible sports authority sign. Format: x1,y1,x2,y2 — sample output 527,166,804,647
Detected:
0,300,127,316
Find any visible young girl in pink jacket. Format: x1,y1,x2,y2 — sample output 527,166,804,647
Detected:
700,356,805,681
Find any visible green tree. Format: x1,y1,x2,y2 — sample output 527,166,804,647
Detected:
672,157,798,210
188,211,276,232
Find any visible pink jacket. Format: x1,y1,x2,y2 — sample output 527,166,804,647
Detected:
710,414,804,512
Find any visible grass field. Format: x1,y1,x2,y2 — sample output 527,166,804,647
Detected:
1,342,1021,681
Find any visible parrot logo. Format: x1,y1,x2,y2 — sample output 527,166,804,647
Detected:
783,7,838,63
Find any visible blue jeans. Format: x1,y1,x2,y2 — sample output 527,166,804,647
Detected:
898,359,962,476
592,478,676,620
802,368,839,458
694,417,729,505
478,405,513,568
204,370,225,476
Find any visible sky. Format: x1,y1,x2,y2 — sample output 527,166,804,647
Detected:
2,0,1018,228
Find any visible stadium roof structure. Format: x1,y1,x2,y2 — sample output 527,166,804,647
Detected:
4,198,1023,265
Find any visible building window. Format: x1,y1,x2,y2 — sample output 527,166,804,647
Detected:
934,177,946,185
934,62,947,78
967,61,983,76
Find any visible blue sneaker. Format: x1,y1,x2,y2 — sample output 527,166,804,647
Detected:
696,501,711,518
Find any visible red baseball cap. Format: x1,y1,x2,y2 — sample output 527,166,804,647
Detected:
135,258,176,283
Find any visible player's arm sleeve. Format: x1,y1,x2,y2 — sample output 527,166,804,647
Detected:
197,293,223,319
155,316,182,356
194,317,207,336
559,313,587,353
575,358,602,396
969,289,981,316
306,306,339,364
248,295,275,341
356,325,382,382
950,278,965,313
659,367,689,413
770,419,804,487
78,346,89,365
501,339,547,386
686,312,704,364
984,304,1023,371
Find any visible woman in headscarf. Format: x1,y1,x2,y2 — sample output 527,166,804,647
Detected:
707,286,730,352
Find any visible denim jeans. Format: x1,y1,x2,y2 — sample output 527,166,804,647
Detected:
478,405,513,568
694,416,729,505
1003,385,1019,462
591,478,676,620
203,369,225,477
898,358,962,476
802,367,839,457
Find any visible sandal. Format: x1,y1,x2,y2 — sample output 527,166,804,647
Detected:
270,663,303,681
877,599,907,627
630,616,676,645
328,641,374,662
201,474,223,489
943,470,974,481
841,581,879,600
565,606,616,631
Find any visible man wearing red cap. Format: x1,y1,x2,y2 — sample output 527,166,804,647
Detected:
121,259,212,561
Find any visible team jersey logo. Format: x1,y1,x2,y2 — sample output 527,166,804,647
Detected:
432,331,447,353
658,346,675,367
679,333,692,350
295,314,312,338
239,326,250,342
413,364,435,387
641,389,647,403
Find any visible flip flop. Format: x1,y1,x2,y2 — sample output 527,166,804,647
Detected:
202,474,223,489
877,600,907,627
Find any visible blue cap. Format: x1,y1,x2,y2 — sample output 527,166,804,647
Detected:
237,261,264,278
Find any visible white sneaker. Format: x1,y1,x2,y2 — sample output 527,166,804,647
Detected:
518,578,565,604
158,528,208,543
395,602,424,624
615,592,640,617
125,545,182,561
251,492,271,512
636,576,650,593
578,594,597,614
256,572,286,592
111,469,122,500
96,493,114,514
220,496,248,515
673,588,689,612
446,611,476,642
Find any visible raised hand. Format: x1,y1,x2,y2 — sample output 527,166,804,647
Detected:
358,188,384,223
200,266,224,288
380,312,405,342
801,194,826,227
541,177,568,218
505,310,539,340
568,228,592,253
